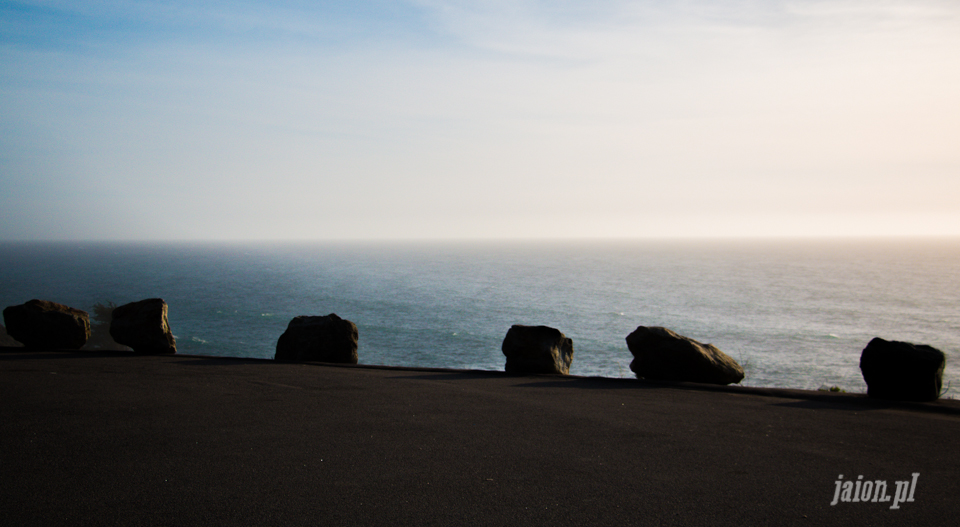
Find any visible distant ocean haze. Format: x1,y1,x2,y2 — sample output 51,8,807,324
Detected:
1,239,957,395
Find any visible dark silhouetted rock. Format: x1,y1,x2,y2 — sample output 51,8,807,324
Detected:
110,298,177,354
502,325,573,375
626,326,744,385
2,299,90,349
860,337,945,402
275,314,359,363
0,323,24,347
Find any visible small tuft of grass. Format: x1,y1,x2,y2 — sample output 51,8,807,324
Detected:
817,385,846,393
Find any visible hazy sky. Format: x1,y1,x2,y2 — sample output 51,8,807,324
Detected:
2,0,959,240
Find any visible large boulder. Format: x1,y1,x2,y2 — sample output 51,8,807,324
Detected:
275,314,359,363
2,299,90,349
110,298,177,354
860,337,945,402
626,326,744,385
502,325,574,375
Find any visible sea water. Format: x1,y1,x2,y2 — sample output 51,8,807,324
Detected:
1,239,957,395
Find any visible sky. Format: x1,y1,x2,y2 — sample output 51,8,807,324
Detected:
1,0,959,241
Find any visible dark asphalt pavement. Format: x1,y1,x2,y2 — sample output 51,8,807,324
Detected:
2,350,958,526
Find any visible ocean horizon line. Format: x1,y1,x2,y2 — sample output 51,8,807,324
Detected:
3,235,960,246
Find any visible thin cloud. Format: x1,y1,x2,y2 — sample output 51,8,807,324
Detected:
1,1,959,240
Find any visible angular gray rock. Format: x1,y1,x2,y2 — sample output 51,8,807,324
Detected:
626,326,744,385
275,314,359,363
2,299,90,349
110,298,177,354
502,325,574,375
860,337,945,402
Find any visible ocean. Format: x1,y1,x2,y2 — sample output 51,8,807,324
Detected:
1,239,957,395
